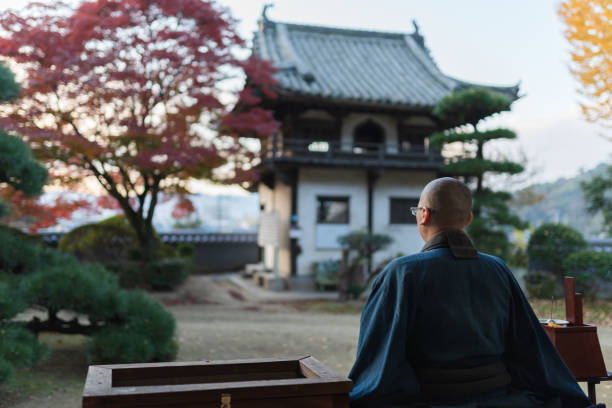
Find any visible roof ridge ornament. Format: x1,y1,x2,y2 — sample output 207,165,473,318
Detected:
411,19,425,49
262,3,274,22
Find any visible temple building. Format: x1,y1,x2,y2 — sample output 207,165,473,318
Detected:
252,10,519,288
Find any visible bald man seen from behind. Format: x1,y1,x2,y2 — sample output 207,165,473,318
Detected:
348,178,594,408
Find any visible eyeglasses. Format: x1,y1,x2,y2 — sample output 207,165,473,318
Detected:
410,206,434,216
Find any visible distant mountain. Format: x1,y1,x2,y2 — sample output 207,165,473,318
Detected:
509,163,609,238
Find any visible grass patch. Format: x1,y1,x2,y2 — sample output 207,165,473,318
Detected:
529,298,612,327
305,301,364,314
0,333,89,406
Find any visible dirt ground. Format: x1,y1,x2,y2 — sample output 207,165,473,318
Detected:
1,274,611,407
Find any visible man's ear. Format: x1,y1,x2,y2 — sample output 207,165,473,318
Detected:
464,212,473,227
420,207,431,225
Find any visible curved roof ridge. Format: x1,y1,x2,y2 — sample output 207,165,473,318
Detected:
263,18,418,40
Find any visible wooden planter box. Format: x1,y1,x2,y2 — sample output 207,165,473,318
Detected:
82,356,353,408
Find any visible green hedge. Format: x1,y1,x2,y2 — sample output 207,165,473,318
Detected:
58,220,140,263
59,217,191,290
527,223,587,281
147,258,192,291
525,223,588,298
563,250,612,299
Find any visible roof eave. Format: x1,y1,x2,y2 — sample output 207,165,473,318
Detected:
270,90,437,113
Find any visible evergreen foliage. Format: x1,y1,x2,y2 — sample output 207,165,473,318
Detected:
581,164,612,236
0,64,47,218
563,250,612,298
0,63,19,101
336,230,393,300
58,217,141,263
432,88,527,259
59,216,191,289
527,223,588,287
0,228,178,385
147,258,192,291
0,67,52,384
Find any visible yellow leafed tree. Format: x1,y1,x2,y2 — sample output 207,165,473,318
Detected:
559,0,612,137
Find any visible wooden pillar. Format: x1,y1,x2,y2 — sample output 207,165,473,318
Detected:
366,170,379,274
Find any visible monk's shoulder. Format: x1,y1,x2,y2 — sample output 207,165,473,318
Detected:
380,250,446,277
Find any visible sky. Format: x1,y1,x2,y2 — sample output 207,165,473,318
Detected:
1,0,610,185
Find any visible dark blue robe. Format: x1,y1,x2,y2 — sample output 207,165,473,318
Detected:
348,231,591,408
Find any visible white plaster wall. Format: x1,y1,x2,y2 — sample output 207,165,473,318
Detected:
340,113,398,153
257,181,292,277
274,181,292,278
372,170,438,266
296,168,368,276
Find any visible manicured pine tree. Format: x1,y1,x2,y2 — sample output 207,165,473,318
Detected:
0,63,47,217
432,88,528,259
0,64,48,384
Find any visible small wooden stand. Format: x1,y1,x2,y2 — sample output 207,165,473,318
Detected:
541,277,611,403
82,356,352,408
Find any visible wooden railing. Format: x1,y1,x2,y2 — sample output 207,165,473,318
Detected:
260,136,440,162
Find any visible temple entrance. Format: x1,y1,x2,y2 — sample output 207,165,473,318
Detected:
353,120,385,153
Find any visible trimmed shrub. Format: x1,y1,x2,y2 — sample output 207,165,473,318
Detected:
563,250,612,299
337,230,393,300
104,260,149,289
0,357,13,384
58,222,140,263
527,223,587,280
147,258,192,291
59,216,189,290
315,260,340,290
176,243,195,258
21,261,120,322
0,324,48,384
524,270,563,299
0,280,26,319
89,330,155,364
90,290,177,363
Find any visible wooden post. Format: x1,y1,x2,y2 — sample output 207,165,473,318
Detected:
564,277,577,324
575,293,583,326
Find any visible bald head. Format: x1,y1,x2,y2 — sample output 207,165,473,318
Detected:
419,177,472,228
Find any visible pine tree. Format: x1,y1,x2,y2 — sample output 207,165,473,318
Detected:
432,88,527,259
0,64,47,218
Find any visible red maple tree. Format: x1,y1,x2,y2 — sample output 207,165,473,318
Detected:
0,0,278,258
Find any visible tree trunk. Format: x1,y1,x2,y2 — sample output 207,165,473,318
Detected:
476,139,484,193
135,220,159,262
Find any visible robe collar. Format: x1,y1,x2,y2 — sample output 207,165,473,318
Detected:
420,229,479,259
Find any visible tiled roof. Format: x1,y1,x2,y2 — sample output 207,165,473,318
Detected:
253,18,519,108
